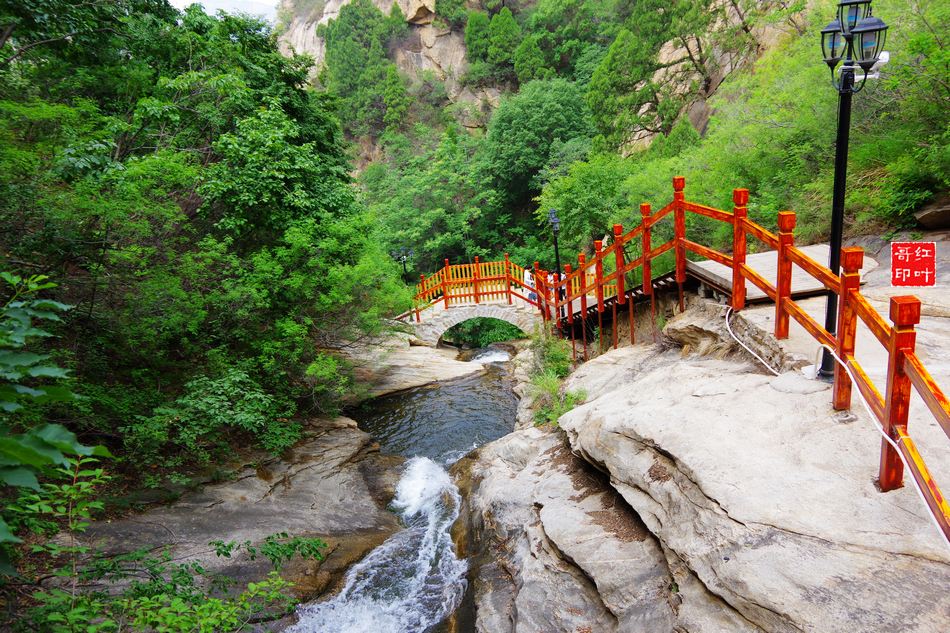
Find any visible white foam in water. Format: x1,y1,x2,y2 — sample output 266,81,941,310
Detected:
470,348,511,364
287,457,468,633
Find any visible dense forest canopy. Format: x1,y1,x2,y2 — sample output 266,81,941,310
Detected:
325,0,947,273
1,4,407,621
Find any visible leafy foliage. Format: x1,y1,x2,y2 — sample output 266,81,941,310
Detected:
442,318,526,348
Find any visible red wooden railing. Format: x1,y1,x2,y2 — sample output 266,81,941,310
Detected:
399,176,950,541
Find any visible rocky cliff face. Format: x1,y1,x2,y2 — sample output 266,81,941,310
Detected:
462,307,950,632
278,0,482,106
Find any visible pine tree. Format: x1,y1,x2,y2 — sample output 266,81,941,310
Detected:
487,7,521,67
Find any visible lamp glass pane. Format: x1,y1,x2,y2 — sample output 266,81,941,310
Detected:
837,1,870,33
858,30,878,63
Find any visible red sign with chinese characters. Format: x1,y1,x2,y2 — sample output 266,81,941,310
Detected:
891,242,936,287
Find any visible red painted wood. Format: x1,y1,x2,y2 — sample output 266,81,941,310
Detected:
904,352,950,440
834,247,864,410
594,240,604,314
442,259,450,308
683,239,733,267
640,203,652,304
613,225,626,306
732,189,748,311
880,296,921,491
673,176,686,312
579,253,588,361
787,246,840,291
473,256,480,304
504,254,512,305
743,218,779,249
774,211,796,339
851,293,891,346
682,201,733,223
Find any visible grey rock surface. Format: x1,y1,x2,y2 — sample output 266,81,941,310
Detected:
77,417,403,600
558,345,950,633
464,426,759,633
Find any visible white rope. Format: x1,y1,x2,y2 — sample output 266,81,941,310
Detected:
724,307,781,376
720,305,949,550
815,342,950,551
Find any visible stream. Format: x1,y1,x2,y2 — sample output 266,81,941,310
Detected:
286,347,518,633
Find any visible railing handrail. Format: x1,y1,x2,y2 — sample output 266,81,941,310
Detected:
399,176,950,542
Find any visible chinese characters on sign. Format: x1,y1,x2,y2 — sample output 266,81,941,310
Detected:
891,242,936,287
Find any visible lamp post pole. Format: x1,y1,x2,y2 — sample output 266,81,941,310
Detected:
817,1,888,378
820,51,855,378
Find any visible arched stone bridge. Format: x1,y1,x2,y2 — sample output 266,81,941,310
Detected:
410,301,542,346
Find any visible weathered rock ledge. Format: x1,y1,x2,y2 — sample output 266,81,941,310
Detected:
463,307,950,632
334,329,484,398
77,417,404,602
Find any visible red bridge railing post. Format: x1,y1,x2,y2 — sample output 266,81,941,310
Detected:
442,259,450,309
833,247,864,410
578,253,588,361
640,203,654,320
774,211,796,339
673,175,686,313
417,274,425,323
613,224,625,350
473,256,480,304
504,253,512,304
880,296,921,491
534,261,543,319
731,188,749,311
565,263,576,360
595,240,604,353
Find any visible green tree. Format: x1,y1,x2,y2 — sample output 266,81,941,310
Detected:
382,64,411,130
482,78,594,208
514,34,553,84
487,7,521,68
586,28,674,148
464,10,491,62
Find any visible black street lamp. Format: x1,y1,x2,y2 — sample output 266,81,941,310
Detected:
818,0,888,378
390,247,414,278
548,209,563,319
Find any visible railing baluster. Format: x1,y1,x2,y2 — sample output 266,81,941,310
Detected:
614,224,625,350
641,203,653,319
673,175,687,312
774,211,796,339
732,188,749,311
504,253,512,304
833,247,864,410
595,240,604,353
565,263,576,360
473,256,480,304
578,253,588,361
880,296,922,491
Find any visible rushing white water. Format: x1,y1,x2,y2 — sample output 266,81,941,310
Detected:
470,348,511,364
287,457,468,633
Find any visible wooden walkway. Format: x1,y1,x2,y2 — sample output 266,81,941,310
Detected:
686,243,879,303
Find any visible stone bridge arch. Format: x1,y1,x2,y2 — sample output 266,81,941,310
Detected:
411,304,542,346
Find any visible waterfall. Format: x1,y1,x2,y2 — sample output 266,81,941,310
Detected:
287,457,467,632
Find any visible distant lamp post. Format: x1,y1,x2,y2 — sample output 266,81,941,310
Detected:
818,0,887,378
391,247,414,278
548,209,563,319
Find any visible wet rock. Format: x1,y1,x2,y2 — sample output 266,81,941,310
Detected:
76,417,403,602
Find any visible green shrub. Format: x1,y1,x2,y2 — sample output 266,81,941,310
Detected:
530,368,586,426
123,369,299,470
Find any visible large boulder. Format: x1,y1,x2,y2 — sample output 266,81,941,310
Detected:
558,345,950,632
462,426,758,632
